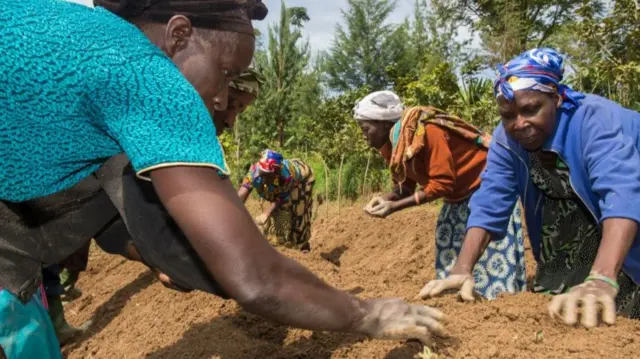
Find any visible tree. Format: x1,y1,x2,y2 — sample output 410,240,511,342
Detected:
412,0,429,60
558,0,640,109
453,77,497,131
386,0,473,95
394,56,459,109
254,1,311,147
324,0,399,91
435,0,599,64
222,0,640,200
224,1,314,184
288,7,310,27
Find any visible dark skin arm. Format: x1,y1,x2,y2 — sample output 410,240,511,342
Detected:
417,227,491,301
237,183,280,218
455,220,637,280
151,166,366,331
428,220,636,299
237,185,252,203
591,218,637,279
390,191,427,212
448,227,492,275
263,200,280,217
548,218,637,327
381,183,415,201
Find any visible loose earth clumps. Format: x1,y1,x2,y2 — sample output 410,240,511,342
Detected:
64,202,640,359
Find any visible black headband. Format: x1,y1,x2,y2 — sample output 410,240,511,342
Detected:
94,0,268,35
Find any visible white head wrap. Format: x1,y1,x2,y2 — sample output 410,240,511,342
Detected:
353,91,404,122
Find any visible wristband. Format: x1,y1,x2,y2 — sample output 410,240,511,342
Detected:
585,273,620,291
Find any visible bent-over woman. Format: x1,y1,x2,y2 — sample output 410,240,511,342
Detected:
355,91,527,300
238,149,315,251
421,48,640,328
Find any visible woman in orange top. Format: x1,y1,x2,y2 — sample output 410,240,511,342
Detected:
354,91,526,300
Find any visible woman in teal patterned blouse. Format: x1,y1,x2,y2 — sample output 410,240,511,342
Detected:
0,1,446,357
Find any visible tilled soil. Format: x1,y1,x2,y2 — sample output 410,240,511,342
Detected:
63,202,640,359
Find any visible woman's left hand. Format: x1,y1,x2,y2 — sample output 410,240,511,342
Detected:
548,277,618,328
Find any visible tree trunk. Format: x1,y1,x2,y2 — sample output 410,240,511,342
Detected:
278,120,285,147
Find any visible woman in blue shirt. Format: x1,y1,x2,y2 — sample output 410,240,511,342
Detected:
419,48,640,328
0,1,444,357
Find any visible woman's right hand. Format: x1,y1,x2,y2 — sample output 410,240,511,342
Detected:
363,196,394,218
356,298,447,344
364,196,384,213
416,273,477,302
255,213,269,226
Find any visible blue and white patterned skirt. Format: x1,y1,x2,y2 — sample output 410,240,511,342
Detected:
435,198,527,300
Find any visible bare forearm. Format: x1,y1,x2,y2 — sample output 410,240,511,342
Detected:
189,211,366,331
382,191,400,201
451,227,492,275
175,207,365,331
383,185,413,201
241,256,367,332
264,201,279,216
591,218,637,279
151,167,367,332
237,186,251,203
391,191,427,212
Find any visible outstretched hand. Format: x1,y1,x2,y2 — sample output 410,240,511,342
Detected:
357,298,447,344
416,274,477,302
364,197,384,213
363,197,394,218
548,277,618,328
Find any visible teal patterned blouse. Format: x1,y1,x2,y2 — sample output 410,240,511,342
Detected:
0,0,228,202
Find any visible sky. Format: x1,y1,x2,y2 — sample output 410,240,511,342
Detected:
255,0,419,55
67,0,474,56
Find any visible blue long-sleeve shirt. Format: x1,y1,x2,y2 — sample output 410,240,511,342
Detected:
0,0,228,202
467,94,640,285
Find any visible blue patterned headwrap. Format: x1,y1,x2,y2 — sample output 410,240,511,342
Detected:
494,48,584,110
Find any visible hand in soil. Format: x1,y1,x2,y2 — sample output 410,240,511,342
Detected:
363,197,384,215
416,274,476,302
255,213,269,226
364,196,384,210
364,197,393,218
357,298,446,344
548,279,618,328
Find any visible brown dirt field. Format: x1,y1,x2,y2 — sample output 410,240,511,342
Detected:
63,201,640,359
